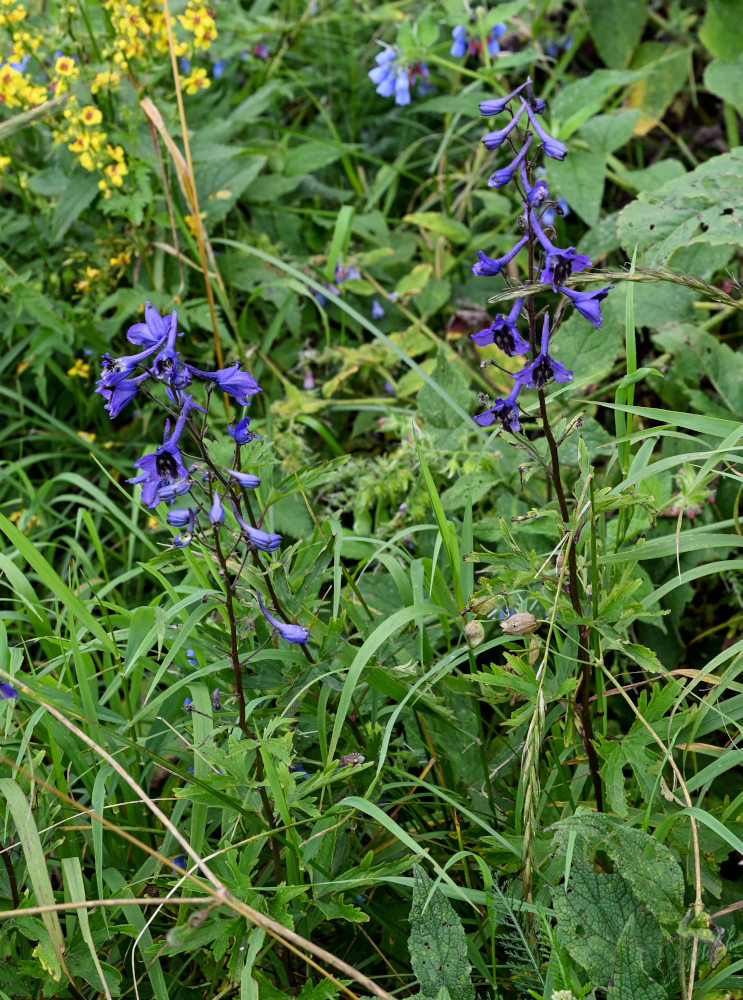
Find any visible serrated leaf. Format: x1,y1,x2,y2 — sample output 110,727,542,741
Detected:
608,916,667,1000
51,169,98,243
408,866,475,1000
403,212,470,244
552,865,662,985
618,148,743,267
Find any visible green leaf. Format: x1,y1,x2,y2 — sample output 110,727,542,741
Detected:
51,169,98,243
699,0,743,59
704,55,743,117
552,864,663,986
653,322,743,416
548,150,606,227
403,212,470,244
408,865,475,1000
284,140,346,177
608,916,667,1000
586,0,647,68
578,111,640,156
418,350,470,430
626,44,688,136
618,147,743,267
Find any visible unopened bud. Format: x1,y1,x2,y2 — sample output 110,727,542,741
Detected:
500,612,539,636
464,620,485,648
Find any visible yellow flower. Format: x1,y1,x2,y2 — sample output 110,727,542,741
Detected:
109,249,132,267
54,55,78,77
183,211,206,236
181,67,210,94
68,358,92,378
91,70,120,94
80,104,103,126
104,157,127,187
0,155,11,172
74,267,101,292
77,431,96,443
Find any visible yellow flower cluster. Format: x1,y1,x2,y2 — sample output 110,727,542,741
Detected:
55,98,129,196
0,59,46,110
0,0,27,28
101,0,217,68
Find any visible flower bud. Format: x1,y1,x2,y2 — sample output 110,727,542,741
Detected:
464,620,485,648
500,612,539,636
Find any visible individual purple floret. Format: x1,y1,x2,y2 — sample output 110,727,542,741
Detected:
257,591,310,643
128,399,194,507
479,78,544,116
227,469,261,488
0,681,19,699
126,301,175,347
188,362,262,404
473,384,522,433
488,136,532,187
228,416,258,444
209,490,225,526
530,210,592,290
513,314,573,389
522,100,567,160
471,233,529,276
471,298,530,356
231,504,281,552
482,102,526,149
559,285,614,328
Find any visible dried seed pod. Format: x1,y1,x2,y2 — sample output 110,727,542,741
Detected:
500,612,539,636
464,620,485,648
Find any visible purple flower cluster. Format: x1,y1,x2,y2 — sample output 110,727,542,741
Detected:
96,301,309,645
468,78,614,432
450,21,506,59
369,48,431,106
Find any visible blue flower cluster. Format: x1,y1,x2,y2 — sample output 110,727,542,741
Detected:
450,21,506,58
96,302,309,644
369,48,431,106
468,79,614,431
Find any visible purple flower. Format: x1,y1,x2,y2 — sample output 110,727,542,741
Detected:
253,43,269,60
450,24,468,58
473,384,522,433
158,479,192,503
558,285,614,329
479,78,541,117
471,298,530,355
471,233,528,276
128,400,193,507
167,508,194,527
371,299,385,320
212,689,221,711
257,591,309,643
228,417,257,445
369,48,418,106
212,58,227,78
522,100,567,160
96,370,149,418
520,163,549,205
0,681,19,699
488,135,532,187
189,363,262,404
126,301,175,348
209,490,225,526
227,469,261,488
542,197,570,226
530,210,592,290
513,314,573,389
231,504,281,551
482,102,527,150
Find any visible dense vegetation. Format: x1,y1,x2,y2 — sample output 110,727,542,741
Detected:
2,1,743,998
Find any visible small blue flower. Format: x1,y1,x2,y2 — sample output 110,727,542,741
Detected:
471,298,529,356
450,22,506,58
473,384,522,433
227,469,261,488
541,197,570,226
129,401,193,508
558,285,614,328
371,299,385,320
212,58,227,78
231,505,281,551
513,314,573,389
126,301,175,348
212,689,221,711
482,102,526,149
257,591,310,643
368,48,425,107
209,490,225,526
522,100,567,160
530,210,592,289
471,233,529,276
479,79,536,117
184,698,193,711
450,24,468,58
171,855,187,871
180,57,190,73
488,135,532,187
0,681,19,700
157,479,193,503
228,417,257,445
189,363,262,405
167,508,194,527
186,648,198,666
